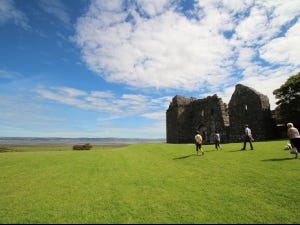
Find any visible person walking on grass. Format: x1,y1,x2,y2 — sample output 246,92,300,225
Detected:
287,122,300,159
214,131,222,150
241,124,254,150
195,130,204,155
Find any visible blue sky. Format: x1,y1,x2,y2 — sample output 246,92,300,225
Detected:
0,0,299,138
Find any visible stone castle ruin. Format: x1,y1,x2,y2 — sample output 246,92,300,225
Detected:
166,84,276,144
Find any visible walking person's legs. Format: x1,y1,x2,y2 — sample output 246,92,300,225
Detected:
199,143,204,155
242,138,247,150
250,140,254,150
290,138,300,158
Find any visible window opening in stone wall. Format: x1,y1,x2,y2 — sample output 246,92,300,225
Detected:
201,110,204,116
244,104,248,111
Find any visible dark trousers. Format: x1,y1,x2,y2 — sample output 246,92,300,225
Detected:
242,136,253,150
195,143,202,152
290,138,300,150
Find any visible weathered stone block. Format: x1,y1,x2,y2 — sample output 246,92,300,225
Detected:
166,84,276,144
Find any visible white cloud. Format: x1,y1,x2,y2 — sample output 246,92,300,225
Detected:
0,69,22,80
74,0,300,110
36,87,89,109
0,88,164,138
268,0,300,26
36,86,173,118
74,0,234,91
38,0,71,26
260,21,300,65
29,85,172,138
91,0,124,12
136,0,172,17
0,0,29,29
235,47,256,69
234,6,270,46
142,111,165,120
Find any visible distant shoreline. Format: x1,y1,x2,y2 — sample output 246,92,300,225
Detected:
0,137,166,145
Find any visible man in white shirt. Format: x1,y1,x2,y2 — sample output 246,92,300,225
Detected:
241,124,254,150
287,122,300,158
214,131,221,150
195,131,204,155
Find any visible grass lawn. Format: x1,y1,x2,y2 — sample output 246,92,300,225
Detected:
0,140,299,224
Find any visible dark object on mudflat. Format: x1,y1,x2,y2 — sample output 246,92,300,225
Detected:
72,143,93,150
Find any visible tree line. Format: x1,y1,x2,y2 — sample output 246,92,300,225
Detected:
273,72,300,128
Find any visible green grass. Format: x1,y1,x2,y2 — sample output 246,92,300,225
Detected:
0,144,129,153
0,140,299,224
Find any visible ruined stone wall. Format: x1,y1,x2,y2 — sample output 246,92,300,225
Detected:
166,84,276,144
191,95,229,144
166,94,229,144
166,95,196,143
228,84,274,142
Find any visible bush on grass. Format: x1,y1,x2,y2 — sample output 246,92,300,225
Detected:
72,143,93,150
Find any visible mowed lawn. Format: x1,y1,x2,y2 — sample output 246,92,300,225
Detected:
0,140,299,224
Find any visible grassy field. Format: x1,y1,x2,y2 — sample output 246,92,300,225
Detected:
0,140,299,224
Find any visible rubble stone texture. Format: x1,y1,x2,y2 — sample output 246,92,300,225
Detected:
166,84,276,143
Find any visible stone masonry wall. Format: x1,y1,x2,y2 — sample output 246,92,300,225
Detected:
166,84,276,144
166,95,196,143
166,94,229,144
190,95,229,144
228,84,274,142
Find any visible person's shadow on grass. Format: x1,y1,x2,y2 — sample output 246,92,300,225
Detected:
227,149,244,152
173,154,202,160
261,157,296,162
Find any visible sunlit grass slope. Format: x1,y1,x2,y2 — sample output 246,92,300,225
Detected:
0,140,299,224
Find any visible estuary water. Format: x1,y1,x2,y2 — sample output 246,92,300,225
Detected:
0,137,166,145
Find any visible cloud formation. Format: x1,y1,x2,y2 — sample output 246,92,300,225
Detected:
0,0,29,29
38,0,71,26
36,86,172,120
0,69,22,80
74,0,300,108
